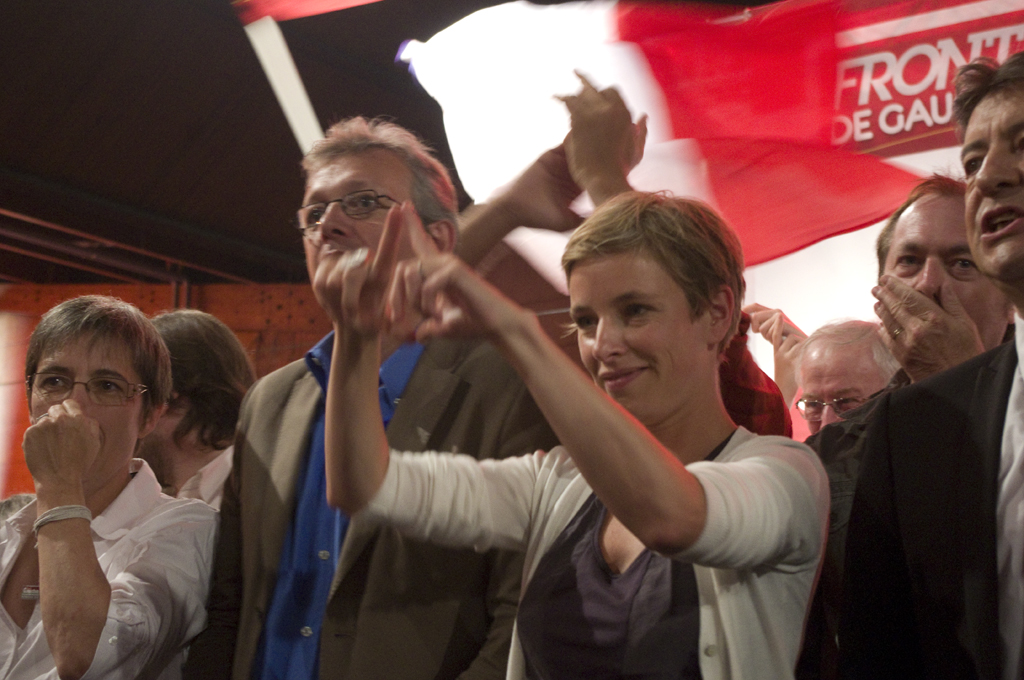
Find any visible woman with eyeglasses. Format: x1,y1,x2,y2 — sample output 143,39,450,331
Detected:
0,296,216,680
318,194,829,680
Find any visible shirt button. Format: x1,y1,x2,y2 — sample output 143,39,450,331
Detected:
703,644,717,657
318,550,330,560
300,626,313,637
108,636,118,645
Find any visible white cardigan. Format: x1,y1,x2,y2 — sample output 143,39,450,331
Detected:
364,427,829,680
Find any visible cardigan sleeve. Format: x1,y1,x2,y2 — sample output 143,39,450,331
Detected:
675,433,829,572
364,448,571,553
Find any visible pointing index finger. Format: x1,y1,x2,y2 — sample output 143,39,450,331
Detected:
370,203,404,284
405,202,440,259
573,70,599,93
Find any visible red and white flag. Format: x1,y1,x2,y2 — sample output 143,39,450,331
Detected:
400,0,1023,355
835,0,1024,158
617,0,923,266
405,0,926,269
230,0,1024,365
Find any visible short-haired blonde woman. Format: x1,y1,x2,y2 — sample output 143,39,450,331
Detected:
317,193,828,680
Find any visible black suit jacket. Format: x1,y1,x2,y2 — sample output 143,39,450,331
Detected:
840,342,1015,680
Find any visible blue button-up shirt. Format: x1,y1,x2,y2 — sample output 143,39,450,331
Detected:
253,333,424,680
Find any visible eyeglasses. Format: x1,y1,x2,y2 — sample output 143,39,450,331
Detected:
296,190,397,240
796,396,867,422
28,373,148,406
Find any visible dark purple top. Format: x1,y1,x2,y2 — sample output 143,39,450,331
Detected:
515,434,732,679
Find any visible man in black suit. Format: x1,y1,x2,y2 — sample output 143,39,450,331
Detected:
840,52,1024,680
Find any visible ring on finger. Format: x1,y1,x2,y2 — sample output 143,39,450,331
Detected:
892,327,903,338
33,413,50,424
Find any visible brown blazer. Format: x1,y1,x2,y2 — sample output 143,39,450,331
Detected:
184,337,558,680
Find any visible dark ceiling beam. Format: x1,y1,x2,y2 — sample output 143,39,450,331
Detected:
0,242,140,283
0,250,66,284
0,271,29,283
0,166,307,282
0,216,187,283
287,34,414,96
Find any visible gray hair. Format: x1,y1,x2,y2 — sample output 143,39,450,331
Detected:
302,117,458,228
799,319,899,384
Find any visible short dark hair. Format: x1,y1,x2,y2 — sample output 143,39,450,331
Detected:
875,175,966,277
562,192,745,351
303,117,458,228
151,310,255,451
953,52,1024,132
25,296,171,421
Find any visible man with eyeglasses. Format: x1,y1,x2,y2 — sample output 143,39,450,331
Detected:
184,117,557,680
794,320,898,437
0,295,216,679
840,52,1024,680
749,175,1015,680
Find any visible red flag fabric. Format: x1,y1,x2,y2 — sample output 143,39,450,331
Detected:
701,138,920,262
232,0,381,26
617,0,839,145
616,0,921,265
834,0,1024,157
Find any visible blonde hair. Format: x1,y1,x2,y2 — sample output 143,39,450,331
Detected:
562,192,745,348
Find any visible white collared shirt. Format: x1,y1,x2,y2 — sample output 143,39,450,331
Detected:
0,459,217,680
176,446,233,510
999,314,1024,680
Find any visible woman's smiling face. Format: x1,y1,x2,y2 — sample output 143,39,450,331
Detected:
568,250,728,430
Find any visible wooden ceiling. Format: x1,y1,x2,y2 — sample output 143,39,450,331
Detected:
0,0,758,285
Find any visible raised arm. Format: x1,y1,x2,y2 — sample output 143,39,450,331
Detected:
317,202,408,513
743,303,807,406
402,254,709,554
558,72,646,207
23,401,112,679
456,146,582,267
456,74,646,268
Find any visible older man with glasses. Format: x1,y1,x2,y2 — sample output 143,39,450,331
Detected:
745,173,1015,680
184,117,558,680
794,320,899,437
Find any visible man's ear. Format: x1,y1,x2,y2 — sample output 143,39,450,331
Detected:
425,219,457,254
